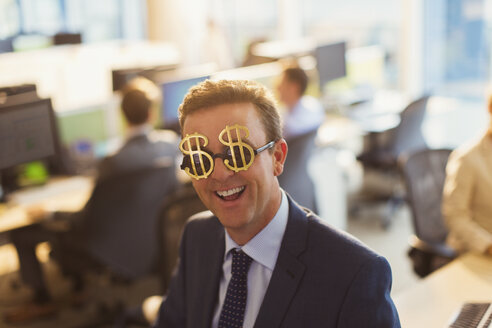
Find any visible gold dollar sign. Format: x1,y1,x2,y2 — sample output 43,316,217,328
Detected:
219,124,255,172
179,133,213,179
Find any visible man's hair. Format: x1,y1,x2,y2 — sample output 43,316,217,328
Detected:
179,79,283,143
283,66,308,96
120,77,160,125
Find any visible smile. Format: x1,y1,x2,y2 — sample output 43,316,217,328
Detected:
216,186,245,201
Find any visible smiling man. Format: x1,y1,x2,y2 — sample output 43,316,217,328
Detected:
154,80,400,328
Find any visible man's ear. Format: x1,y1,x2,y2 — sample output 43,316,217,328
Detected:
273,139,288,176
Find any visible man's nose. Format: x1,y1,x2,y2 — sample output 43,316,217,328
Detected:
210,158,234,180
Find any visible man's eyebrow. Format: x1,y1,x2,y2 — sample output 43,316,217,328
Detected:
222,138,254,147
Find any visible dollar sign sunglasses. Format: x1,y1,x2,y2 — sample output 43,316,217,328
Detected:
179,125,275,180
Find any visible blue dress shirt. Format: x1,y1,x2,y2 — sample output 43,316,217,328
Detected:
211,191,289,328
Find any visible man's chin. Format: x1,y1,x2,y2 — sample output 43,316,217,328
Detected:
216,213,249,230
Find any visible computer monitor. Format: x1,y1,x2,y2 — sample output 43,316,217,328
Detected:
315,41,347,90
0,98,58,170
160,74,210,133
112,64,177,92
0,37,14,54
53,32,82,45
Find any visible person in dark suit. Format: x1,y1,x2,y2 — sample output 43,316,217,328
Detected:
154,79,400,327
5,77,179,323
97,77,179,179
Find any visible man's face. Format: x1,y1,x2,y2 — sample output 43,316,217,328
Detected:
182,102,287,244
276,74,299,107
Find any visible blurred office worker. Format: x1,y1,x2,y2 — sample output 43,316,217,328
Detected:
155,79,400,327
98,77,179,177
442,92,492,256
276,65,325,140
6,77,180,323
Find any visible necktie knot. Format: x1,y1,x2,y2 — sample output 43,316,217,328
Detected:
231,249,252,277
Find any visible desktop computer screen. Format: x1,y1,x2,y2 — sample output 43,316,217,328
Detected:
160,75,210,133
112,65,177,92
315,41,347,90
0,98,57,170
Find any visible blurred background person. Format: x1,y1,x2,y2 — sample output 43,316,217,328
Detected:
442,91,492,256
276,64,323,212
98,77,179,177
276,65,325,140
5,77,180,324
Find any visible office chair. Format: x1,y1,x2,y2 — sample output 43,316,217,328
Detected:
0,37,14,53
354,95,430,228
157,182,208,293
65,164,181,327
278,129,318,213
115,182,208,327
80,165,179,280
398,148,457,278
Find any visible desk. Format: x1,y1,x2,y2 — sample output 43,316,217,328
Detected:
395,253,492,328
0,176,93,234
345,89,408,133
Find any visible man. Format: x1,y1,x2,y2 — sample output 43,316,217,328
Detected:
6,77,179,323
97,77,179,177
276,65,325,140
442,92,492,256
155,79,400,327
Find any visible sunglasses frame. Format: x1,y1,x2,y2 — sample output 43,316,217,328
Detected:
180,139,275,180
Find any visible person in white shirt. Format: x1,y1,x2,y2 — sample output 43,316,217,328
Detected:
442,93,492,256
276,65,325,140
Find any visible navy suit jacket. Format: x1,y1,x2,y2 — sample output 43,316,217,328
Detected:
155,195,401,327
98,129,179,180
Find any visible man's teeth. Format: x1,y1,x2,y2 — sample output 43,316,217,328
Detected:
217,186,244,197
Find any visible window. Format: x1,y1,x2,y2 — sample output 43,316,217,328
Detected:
221,0,278,64
302,0,402,88
423,0,489,98
0,0,20,39
0,0,145,47
19,0,63,35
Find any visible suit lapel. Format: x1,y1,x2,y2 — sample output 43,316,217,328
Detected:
193,219,225,328
253,197,308,328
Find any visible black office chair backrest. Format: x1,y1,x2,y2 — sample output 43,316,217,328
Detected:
278,129,318,212
392,95,430,157
157,182,208,293
399,148,452,244
0,37,14,53
83,165,179,280
53,32,82,45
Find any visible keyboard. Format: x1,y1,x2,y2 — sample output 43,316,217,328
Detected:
9,176,91,204
450,303,492,328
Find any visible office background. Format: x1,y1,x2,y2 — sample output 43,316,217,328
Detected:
1,0,492,327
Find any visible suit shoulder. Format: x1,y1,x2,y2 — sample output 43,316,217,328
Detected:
149,129,179,144
185,210,220,232
305,213,382,262
180,211,223,253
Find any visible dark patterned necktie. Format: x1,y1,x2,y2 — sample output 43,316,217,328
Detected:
218,249,253,328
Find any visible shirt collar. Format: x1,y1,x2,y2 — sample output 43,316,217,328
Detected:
126,123,151,141
224,190,289,270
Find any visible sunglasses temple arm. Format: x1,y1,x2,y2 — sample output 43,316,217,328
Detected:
255,141,275,154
